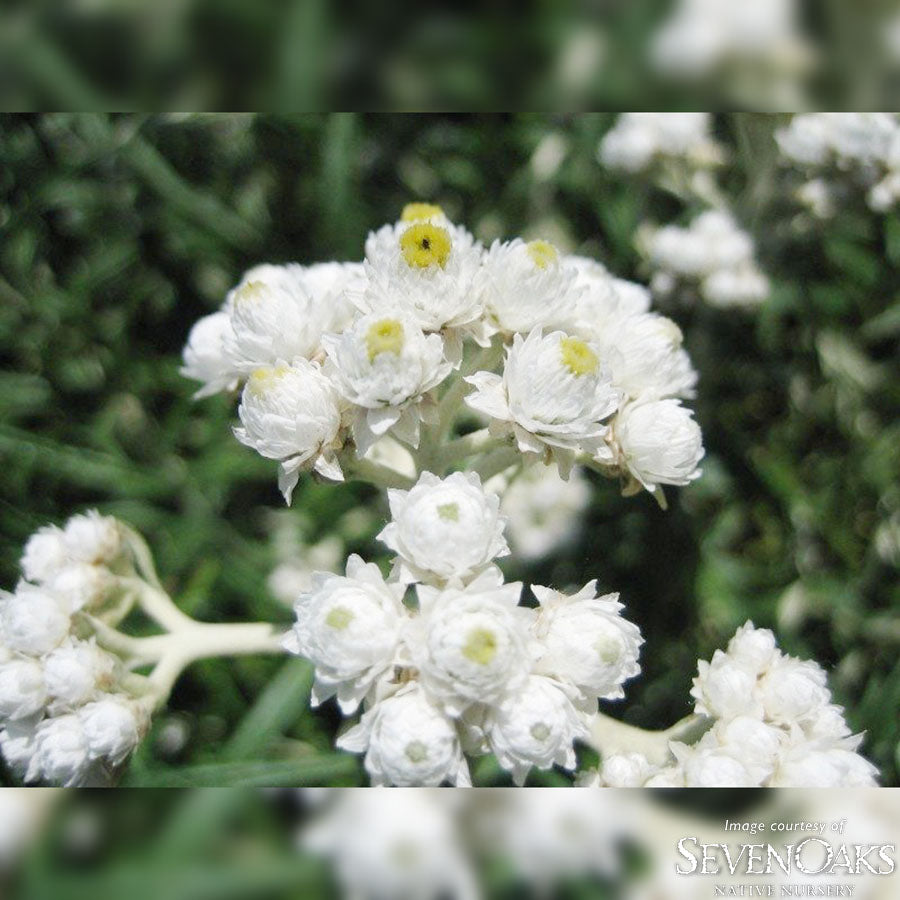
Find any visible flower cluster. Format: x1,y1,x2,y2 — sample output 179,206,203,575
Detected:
642,210,770,309
0,512,150,786
598,113,723,174
283,472,643,786
591,622,878,788
182,205,705,505
776,113,900,214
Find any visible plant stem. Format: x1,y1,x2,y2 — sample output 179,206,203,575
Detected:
119,576,197,632
587,711,712,767
472,446,521,482
343,455,416,490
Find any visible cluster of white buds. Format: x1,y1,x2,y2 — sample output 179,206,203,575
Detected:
0,512,151,786
776,113,900,214
283,472,644,786
589,622,878,788
182,204,705,506
598,113,723,174
641,210,770,309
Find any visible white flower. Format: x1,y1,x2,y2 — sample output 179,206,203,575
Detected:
600,752,657,787
283,554,407,714
20,526,68,584
776,114,833,166
671,740,763,787
758,656,830,724
0,659,47,720
0,719,38,778
43,640,117,710
567,258,653,335
484,675,588,785
296,261,364,334
599,113,719,172
475,238,580,334
377,471,509,585
359,213,485,357
726,621,778,674
180,311,241,399
465,328,619,477
612,399,704,491
322,312,451,455
62,510,122,567
224,263,352,372
594,312,697,401
691,649,762,720
411,569,535,717
701,265,769,308
802,704,852,741
78,696,146,766
338,685,470,786
48,563,114,613
709,716,786,773
234,359,344,503
0,585,71,657
495,463,590,561
771,741,879,788
27,714,91,786
532,581,642,702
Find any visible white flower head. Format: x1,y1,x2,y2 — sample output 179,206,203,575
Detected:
758,655,830,724
601,751,657,787
771,741,879,788
283,554,407,714
702,265,769,308
567,258,652,336
411,569,535,717
599,113,719,172
322,312,452,455
0,584,71,657
532,581,643,702
62,510,122,567
671,739,763,787
612,399,704,491
726,621,778,674
377,471,509,585
466,328,620,477
43,639,118,710
78,695,147,767
48,563,115,614
224,263,352,372
180,311,241,399
20,525,68,584
710,716,786,773
360,208,485,355
27,714,91,786
476,238,580,334
0,719,38,778
691,649,763,720
485,674,588,785
234,359,344,503
0,659,48,721
337,684,470,787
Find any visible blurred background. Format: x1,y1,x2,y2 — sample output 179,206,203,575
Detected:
0,113,898,788
2,1,900,109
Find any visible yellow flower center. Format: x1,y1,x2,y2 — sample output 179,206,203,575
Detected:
235,280,266,303
365,318,405,361
405,740,428,763
400,223,452,269
461,627,498,665
436,502,459,522
325,606,354,631
248,364,290,395
595,635,621,665
401,202,444,222
526,240,558,269
530,723,551,742
560,337,599,376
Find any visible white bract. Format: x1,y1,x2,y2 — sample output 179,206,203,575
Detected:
180,311,241,399
0,585,71,657
43,640,117,710
283,555,407,714
377,471,509,585
0,660,47,721
78,696,147,766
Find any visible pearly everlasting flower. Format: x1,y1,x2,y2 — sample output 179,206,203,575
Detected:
322,312,452,455
567,257,652,336
702,265,770,308
43,640,117,710
234,359,344,503
224,263,354,373
62,510,122,568
0,584,71,657
0,659,47,721
338,685,470,787
599,113,721,172
466,328,619,477
475,238,580,334
770,740,879,788
283,554,407,714
726,620,778,672
611,399,704,491
27,714,91,787
532,581,642,702
377,471,509,585
180,311,241,398
20,526,68,584
0,720,37,778
691,649,762,720
47,563,114,613
670,739,763,787
709,716,786,774
78,696,146,766
411,569,535,717
758,656,830,725
483,675,588,785
600,752,657,787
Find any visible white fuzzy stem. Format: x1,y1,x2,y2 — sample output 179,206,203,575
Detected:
588,711,711,767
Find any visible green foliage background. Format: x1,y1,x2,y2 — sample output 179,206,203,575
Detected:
0,113,897,789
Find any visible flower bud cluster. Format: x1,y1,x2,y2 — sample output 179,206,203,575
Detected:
283,472,644,786
594,622,878,788
0,512,150,786
643,211,769,309
776,113,900,213
183,205,705,504
598,113,723,173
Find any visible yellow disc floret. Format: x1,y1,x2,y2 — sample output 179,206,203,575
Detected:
399,223,452,269
248,364,290,395
325,606,354,631
526,239,558,269
365,318,405,362
401,202,445,222
235,280,266,303
560,337,599,377
461,627,498,665
436,502,460,522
